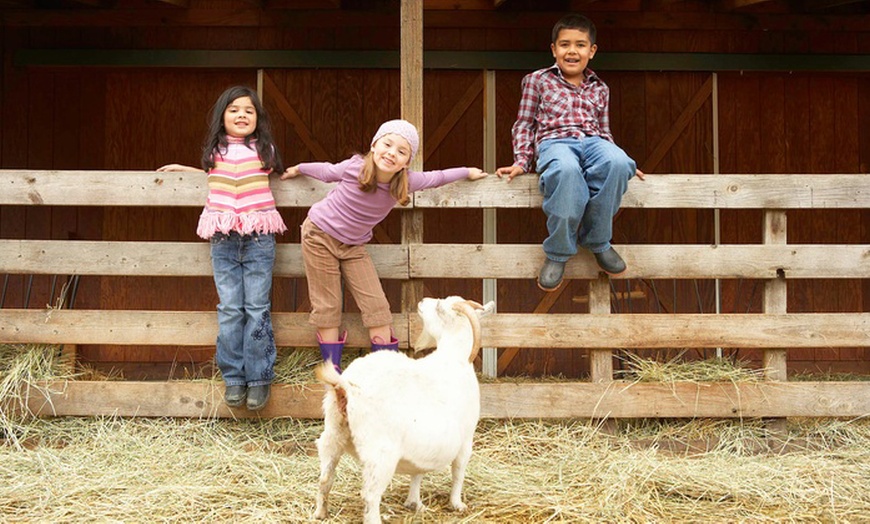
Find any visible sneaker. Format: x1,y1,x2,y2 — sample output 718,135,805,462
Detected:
224,385,246,407
246,384,271,411
594,247,626,275
537,259,566,292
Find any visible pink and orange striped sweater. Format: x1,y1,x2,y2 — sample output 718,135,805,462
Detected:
196,137,287,239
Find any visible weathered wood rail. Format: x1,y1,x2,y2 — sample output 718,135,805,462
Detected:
2,169,869,419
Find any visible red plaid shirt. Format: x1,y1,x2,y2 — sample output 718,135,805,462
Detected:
511,64,613,173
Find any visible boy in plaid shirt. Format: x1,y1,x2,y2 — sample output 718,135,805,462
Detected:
497,13,643,291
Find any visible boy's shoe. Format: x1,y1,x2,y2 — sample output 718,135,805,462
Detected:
224,385,247,407
594,248,626,275
246,384,271,411
537,259,566,292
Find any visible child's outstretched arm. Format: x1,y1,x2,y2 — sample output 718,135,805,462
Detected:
495,165,525,182
280,164,300,179
281,159,352,183
157,164,202,172
467,168,488,181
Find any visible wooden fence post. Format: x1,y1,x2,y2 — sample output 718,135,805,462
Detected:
763,209,788,434
589,275,614,382
400,0,424,345
589,274,616,431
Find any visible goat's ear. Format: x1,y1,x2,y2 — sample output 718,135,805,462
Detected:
413,330,437,352
478,300,496,318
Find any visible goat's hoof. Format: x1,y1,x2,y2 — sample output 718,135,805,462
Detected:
313,507,327,520
403,501,426,513
451,501,468,512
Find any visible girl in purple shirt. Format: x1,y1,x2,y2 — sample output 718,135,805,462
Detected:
281,119,486,371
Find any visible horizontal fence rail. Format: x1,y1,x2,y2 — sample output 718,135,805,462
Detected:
2,169,869,419
2,310,868,349
3,240,869,279
20,380,870,419
3,170,870,208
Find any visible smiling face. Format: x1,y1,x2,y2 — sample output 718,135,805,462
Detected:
370,133,412,178
222,96,257,138
550,28,597,85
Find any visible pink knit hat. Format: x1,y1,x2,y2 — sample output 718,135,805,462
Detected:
371,119,420,162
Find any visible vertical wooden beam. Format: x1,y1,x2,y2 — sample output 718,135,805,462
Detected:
400,0,423,160
763,211,788,380
712,73,722,359
401,0,424,347
763,209,788,434
589,274,616,431
481,70,498,377
588,275,613,383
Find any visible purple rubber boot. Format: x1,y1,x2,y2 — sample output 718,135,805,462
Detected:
370,335,399,352
317,331,346,373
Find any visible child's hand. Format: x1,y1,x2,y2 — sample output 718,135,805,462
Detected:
157,164,199,172
467,168,488,181
635,168,645,181
496,165,525,182
281,165,300,180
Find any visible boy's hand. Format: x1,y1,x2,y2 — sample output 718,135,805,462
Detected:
635,168,645,181
496,165,525,182
281,165,300,179
467,168,488,181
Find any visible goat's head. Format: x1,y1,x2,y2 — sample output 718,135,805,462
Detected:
414,296,495,362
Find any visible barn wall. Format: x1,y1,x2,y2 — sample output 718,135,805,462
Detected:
2,3,868,376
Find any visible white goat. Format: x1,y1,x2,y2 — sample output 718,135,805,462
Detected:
313,296,494,524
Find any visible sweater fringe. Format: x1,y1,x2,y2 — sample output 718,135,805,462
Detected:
197,210,288,239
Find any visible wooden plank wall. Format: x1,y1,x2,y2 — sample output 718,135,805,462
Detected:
2,5,869,377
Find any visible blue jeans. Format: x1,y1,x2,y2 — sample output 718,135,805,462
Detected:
209,232,277,387
536,137,636,262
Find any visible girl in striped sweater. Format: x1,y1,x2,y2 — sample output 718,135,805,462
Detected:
158,85,285,411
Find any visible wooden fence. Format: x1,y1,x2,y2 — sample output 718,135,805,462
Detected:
2,169,870,419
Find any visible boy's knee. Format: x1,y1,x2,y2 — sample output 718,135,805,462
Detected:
599,154,635,178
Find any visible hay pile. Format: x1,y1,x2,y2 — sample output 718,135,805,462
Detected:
2,345,870,522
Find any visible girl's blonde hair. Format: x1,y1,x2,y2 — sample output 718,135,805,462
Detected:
357,151,411,206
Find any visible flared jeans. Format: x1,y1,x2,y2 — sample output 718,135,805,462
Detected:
209,232,277,387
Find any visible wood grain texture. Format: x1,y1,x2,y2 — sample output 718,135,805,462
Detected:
5,309,869,349
20,380,870,419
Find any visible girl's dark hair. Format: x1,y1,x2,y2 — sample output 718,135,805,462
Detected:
551,13,596,45
200,85,284,174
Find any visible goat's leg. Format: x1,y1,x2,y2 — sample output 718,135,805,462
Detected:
314,432,344,519
403,474,426,512
360,459,396,524
448,445,473,512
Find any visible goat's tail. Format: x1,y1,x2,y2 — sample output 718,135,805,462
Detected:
453,300,483,363
315,361,349,418
315,360,343,386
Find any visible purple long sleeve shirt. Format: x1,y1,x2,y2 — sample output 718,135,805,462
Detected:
298,155,469,245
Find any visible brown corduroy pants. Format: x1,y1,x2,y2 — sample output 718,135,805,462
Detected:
300,217,393,329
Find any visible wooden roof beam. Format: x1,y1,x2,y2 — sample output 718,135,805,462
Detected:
153,0,190,7
66,0,109,6
804,0,866,8
264,0,340,8
423,0,498,8
719,0,775,9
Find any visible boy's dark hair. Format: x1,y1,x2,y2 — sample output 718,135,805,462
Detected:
551,13,597,45
201,85,284,174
